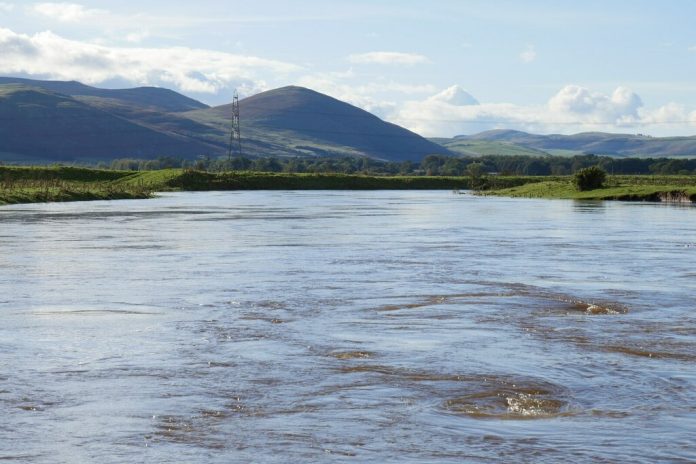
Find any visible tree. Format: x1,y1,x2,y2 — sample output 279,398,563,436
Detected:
466,162,486,189
574,166,607,191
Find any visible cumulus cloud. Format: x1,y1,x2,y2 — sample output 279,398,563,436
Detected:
519,44,536,63
391,84,696,137
0,27,300,96
548,85,642,122
428,85,479,106
347,51,428,65
32,2,100,22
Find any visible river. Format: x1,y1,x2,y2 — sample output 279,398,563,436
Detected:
1,191,694,462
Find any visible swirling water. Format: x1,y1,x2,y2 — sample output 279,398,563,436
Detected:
0,191,694,463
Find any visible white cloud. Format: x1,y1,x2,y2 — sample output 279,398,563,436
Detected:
391,84,696,137
125,30,150,43
32,2,100,22
519,44,536,63
0,27,300,95
428,85,479,106
548,85,642,124
0,2,14,12
347,51,428,65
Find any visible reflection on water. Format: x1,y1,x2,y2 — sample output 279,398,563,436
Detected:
1,191,695,463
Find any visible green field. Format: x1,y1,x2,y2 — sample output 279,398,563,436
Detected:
437,139,553,157
482,175,696,201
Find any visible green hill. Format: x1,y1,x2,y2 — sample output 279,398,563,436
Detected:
0,85,218,162
449,129,696,158
0,77,207,112
433,138,552,157
185,86,450,161
4,77,696,164
0,79,449,163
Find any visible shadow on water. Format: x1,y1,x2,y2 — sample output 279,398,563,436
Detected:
572,200,607,213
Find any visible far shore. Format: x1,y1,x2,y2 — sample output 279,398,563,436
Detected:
1,166,695,206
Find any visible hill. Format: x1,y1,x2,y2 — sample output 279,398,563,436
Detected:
0,84,219,162
185,86,449,161
445,130,696,158
432,137,552,157
0,79,448,163
4,77,695,164
0,77,207,112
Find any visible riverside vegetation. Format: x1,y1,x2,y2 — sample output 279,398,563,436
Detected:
1,165,695,205
0,166,154,205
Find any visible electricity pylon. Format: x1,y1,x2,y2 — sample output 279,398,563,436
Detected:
227,89,242,160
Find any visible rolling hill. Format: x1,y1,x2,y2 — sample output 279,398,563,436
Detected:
431,137,552,157
0,77,207,112
0,79,449,163
444,129,696,158
3,77,696,164
185,86,449,161
0,84,222,162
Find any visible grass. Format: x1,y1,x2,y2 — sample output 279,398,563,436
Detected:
2,166,695,205
482,175,696,202
0,167,476,205
0,166,153,205
441,140,551,157
157,170,476,191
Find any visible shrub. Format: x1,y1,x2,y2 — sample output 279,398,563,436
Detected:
574,166,607,191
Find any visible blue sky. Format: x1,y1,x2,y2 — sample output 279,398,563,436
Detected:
1,0,696,136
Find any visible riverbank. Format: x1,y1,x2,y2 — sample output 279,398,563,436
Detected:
482,175,696,202
2,166,696,205
0,166,153,205
1,166,481,205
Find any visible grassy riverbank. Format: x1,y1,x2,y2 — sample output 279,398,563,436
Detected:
0,166,477,205
482,175,696,202
2,166,696,205
0,166,153,205
125,169,476,191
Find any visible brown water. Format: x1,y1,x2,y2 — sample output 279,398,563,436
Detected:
1,191,695,462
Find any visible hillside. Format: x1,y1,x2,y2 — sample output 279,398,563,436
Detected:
0,85,219,162
4,77,695,164
446,130,696,158
433,137,552,157
185,86,449,161
0,79,448,163
0,77,208,112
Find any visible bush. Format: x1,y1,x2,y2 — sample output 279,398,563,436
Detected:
574,166,607,191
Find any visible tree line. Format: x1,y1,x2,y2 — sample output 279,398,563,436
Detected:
104,153,696,176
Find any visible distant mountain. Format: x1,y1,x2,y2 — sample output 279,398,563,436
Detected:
4,77,694,164
0,84,219,162
0,79,448,163
443,129,696,158
186,86,449,161
0,77,207,112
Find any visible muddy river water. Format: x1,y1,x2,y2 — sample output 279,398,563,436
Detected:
1,191,694,462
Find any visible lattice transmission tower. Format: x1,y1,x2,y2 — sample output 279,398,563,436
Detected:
227,89,242,160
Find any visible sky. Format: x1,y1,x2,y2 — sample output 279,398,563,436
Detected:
1,0,696,137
